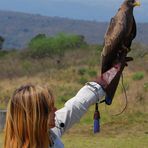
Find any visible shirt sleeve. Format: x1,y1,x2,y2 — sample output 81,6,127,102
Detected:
51,82,105,137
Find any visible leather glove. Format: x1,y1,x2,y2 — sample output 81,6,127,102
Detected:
95,56,133,105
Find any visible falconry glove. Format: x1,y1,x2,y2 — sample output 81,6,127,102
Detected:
96,56,133,105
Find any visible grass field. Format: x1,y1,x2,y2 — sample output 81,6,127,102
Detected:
1,112,148,147
0,44,148,147
62,111,148,147
63,134,148,148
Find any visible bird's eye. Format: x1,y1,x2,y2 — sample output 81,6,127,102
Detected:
127,1,133,6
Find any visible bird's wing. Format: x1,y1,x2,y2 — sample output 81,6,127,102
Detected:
101,11,127,73
124,16,137,48
102,11,127,56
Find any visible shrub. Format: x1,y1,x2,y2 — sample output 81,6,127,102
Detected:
28,37,53,58
27,33,88,58
143,82,148,91
0,51,8,58
132,72,144,80
78,68,86,76
78,77,87,84
88,70,97,77
58,96,68,103
0,36,5,50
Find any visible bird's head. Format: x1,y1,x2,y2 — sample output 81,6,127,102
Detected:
124,0,141,7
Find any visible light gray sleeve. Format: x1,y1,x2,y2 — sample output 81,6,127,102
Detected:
51,82,105,137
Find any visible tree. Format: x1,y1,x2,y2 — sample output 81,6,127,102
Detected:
0,36,5,50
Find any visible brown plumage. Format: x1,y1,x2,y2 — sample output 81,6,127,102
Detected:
101,0,140,74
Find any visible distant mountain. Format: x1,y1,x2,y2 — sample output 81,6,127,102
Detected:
0,10,148,49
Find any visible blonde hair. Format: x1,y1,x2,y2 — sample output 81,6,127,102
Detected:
4,84,54,148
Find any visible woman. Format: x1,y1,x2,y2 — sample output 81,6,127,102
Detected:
4,57,131,148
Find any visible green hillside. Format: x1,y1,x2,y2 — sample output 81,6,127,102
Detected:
0,40,148,147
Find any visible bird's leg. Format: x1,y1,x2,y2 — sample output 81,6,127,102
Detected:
117,48,127,62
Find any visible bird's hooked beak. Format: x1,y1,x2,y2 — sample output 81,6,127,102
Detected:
133,0,141,7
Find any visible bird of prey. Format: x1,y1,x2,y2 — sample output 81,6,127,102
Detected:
101,0,140,74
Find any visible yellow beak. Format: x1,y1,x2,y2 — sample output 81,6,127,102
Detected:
133,1,141,7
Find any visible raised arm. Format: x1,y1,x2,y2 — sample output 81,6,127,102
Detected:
52,82,105,137
51,55,133,137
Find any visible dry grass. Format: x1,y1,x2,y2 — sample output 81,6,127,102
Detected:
0,45,148,147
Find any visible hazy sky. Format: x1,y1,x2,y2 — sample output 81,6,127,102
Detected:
0,0,147,22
